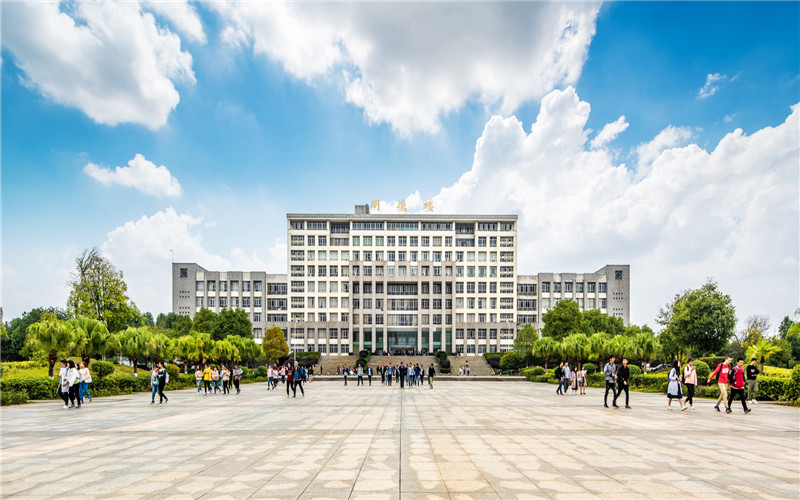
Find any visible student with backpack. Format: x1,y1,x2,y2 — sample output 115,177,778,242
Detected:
708,356,733,413
293,361,305,397
727,358,751,414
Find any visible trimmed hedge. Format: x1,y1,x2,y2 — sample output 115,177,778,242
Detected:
90,360,114,379
693,360,711,381
1,390,28,406
533,366,546,376
628,365,643,376
582,363,596,374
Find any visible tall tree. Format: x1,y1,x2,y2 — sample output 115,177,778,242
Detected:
192,308,217,335
119,327,151,376
262,326,288,365
561,333,589,363
213,339,239,366
740,315,770,348
27,319,73,378
145,332,173,366
513,324,538,366
607,335,634,359
542,299,583,341
580,309,625,336
531,336,561,370
67,248,139,333
211,308,252,340
747,340,782,374
778,316,795,339
173,335,199,373
587,332,613,370
3,307,68,362
69,316,110,366
632,332,660,373
659,279,736,357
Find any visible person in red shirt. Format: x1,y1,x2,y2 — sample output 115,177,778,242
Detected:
707,356,733,412
727,358,751,414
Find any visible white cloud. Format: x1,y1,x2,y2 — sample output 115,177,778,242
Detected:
143,1,206,44
634,125,693,167
214,3,599,136
432,87,799,334
723,114,735,123
84,154,182,198
3,1,197,130
590,115,629,149
698,72,727,99
100,208,285,315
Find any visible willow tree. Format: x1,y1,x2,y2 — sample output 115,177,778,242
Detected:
69,316,109,366
532,336,561,370
28,320,73,378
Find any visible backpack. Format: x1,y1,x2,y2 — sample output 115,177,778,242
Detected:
165,371,170,384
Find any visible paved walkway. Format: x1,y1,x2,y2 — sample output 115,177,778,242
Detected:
1,380,798,499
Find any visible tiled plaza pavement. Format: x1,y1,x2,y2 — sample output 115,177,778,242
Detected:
1,379,798,500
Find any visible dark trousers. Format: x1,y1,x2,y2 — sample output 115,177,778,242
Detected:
556,378,564,394
604,381,617,406
294,380,304,396
357,375,364,386
343,376,348,386
68,385,80,406
234,379,240,393
400,376,405,388
614,381,629,406
204,381,212,394
287,379,295,396
158,381,168,403
728,388,749,411
368,375,372,386
685,383,695,405
59,387,69,405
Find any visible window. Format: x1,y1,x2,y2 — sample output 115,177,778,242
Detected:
220,281,228,292
243,281,251,292
208,297,215,307
499,222,514,231
352,236,360,246
219,297,228,308
553,282,561,293
599,283,607,293
421,222,452,231
291,250,304,261
242,297,251,308
254,297,262,308
253,313,262,322
179,267,188,278
565,282,573,293
207,280,216,291
456,329,464,339
588,282,596,293
615,270,623,280
290,221,304,230
267,283,286,295
331,222,349,233
576,282,584,293
386,221,418,231
478,222,497,231
601,298,607,309
196,281,204,291
308,221,327,230
231,281,239,292
196,297,204,307
541,282,550,293
307,235,316,246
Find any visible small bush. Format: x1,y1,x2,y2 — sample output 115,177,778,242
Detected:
90,360,115,379
0,377,59,400
356,358,367,367
693,360,710,381
533,366,546,376
1,390,28,406
699,357,727,370
440,359,451,370
755,377,787,401
435,351,447,360
239,367,251,378
582,363,596,374
359,350,369,359
165,364,180,381
783,365,800,402
628,365,643,376
500,352,520,371
253,366,268,378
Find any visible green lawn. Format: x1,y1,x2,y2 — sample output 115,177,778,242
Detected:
1,358,137,379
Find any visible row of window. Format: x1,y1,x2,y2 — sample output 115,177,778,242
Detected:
196,281,287,295
289,221,514,232
454,328,515,340
541,298,607,309
284,311,515,323
289,249,514,264
540,281,608,293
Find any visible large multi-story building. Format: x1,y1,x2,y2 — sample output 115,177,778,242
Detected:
172,205,630,356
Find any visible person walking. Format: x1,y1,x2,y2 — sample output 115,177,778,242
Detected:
399,363,406,389
387,365,393,386
578,364,587,395
708,356,733,413
267,365,275,390
571,366,578,394
603,356,618,408
280,365,286,385
150,365,159,404
428,363,435,389
614,357,631,409
57,360,70,409
195,367,203,394
562,363,572,395
157,362,169,404
286,363,295,398
667,360,686,410
78,361,92,404
343,366,349,386
66,360,81,409
221,366,231,394
683,358,697,410
727,358,751,414
746,358,760,404
293,361,305,397
203,364,213,395
357,365,364,386
212,367,220,394
233,365,243,394
367,365,373,386
555,362,565,396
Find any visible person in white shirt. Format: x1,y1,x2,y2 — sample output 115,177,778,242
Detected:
58,360,70,409
78,361,92,404
66,360,81,409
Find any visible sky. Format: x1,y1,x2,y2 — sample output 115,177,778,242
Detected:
2,1,798,335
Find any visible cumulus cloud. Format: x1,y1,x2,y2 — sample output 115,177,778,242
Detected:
635,125,693,167
143,1,206,44
214,2,599,136
3,1,198,130
84,154,182,198
101,208,285,315
590,115,629,149
432,87,799,332
698,72,728,99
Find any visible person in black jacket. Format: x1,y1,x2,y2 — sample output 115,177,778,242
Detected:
555,362,564,395
614,357,630,409
746,358,759,404
399,363,406,388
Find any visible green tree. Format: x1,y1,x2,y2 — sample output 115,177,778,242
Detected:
778,316,795,339
561,333,589,363
587,332,612,370
213,339,239,366
145,332,173,366
229,336,263,368
3,307,69,362
607,335,634,359
193,332,215,367
623,324,655,338
659,279,736,356
542,299,583,341
173,335,199,373
500,351,520,371
747,340,782,374
27,319,74,378
513,324,538,366
580,309,625,336
155,312,193,337
262,326,288,365
68,316,110,366
192,308,217,334
119,327,151,376
211,308,252,340
141,312,155,327
67,248,140,333
532,336,561,370
739,315,770,349
632,331,660,373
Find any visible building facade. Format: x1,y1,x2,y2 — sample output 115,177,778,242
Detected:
172,205,630,356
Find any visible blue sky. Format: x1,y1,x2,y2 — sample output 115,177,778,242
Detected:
2,1,798,333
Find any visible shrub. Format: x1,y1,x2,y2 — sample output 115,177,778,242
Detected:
435,351,447,360
783,364,800,402
356,358,367,367
500,352,520,371
165,363,180,381
582,363,596,374
239,367,251,378
628,365,643,376
0,377,59,400
533,366,546,376
693,360,710,381
359,350,369,359
699,357,727,370
253,366,268,378
754,377,787,401
440,359,451,369
1,390,28,406
90,360,115,379
629,374,669,391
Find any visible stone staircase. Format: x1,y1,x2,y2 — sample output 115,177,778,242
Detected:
369,355,437,371
448,355,496,376
317,355,358,375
